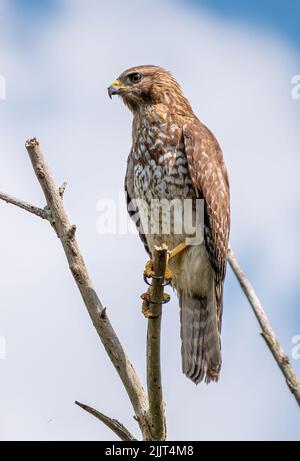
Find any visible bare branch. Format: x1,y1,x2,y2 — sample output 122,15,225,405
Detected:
228,246,300,406
145,245,168,441
75,401,137,441
20,138,152,440
0,191,48,220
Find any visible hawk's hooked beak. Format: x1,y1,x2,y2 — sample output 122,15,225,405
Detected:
108,80,126,99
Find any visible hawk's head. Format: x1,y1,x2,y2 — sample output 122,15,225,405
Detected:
108,65,193,114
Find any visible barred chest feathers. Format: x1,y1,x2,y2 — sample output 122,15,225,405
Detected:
132,118,194,203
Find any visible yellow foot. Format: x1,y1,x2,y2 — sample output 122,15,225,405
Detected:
141,292,170,318
141,292,155,318
143,309,155,319
144,259,173,282
144,260,155,278
164,266,173,282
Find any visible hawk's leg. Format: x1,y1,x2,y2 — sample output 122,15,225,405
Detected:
168,242,188,261
143,242,188,287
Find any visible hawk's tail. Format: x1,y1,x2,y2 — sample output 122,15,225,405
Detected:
179,289,221,384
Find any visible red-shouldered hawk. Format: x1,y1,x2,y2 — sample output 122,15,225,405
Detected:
108,65,230,384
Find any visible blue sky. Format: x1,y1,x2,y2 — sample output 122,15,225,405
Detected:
8,0,300,62
187,0,300,48
12,0,300,47
12,0,60,15
1,0,300,441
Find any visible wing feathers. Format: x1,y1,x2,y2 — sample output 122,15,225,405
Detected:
183,121,230,321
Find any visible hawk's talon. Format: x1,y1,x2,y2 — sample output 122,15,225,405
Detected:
141,292,151,303
164,266,173,282
144,272,169,286
162,278,172,287
140,292,170,306
142,257,171,318
143,259,173,285
141,292,157,319
143,309,159,319
162,293,171,304
144,260,155,278
143,273,153,286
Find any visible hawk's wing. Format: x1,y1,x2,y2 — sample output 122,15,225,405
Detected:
124,153,152,257
183,120,230,322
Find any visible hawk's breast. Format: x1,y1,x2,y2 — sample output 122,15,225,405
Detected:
132,121,194,203
130,119,197,253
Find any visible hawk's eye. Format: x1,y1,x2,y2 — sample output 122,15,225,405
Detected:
128,72,142,84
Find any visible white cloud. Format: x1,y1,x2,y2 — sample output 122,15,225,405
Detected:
0,0,299,440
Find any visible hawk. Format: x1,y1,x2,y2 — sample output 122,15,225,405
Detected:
108,65,230,383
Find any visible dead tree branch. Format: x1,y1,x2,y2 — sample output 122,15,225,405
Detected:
228,246,300,406
24,138,153,438
0,191,48,220
75,401,137,441
145,245,168,441
0,138,154,440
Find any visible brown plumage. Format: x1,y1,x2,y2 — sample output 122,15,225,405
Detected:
108,65,230,383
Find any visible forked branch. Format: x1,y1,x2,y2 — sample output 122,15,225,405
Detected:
1,138,152,440
0,138,170,441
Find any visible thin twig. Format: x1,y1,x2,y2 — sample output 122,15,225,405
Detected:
59,181,67,198
0,191,48,220
75,401,137,441
20,138,152,440
228,246,300,406
146,245,168,441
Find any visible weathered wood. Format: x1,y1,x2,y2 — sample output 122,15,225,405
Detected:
146,245,168,440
